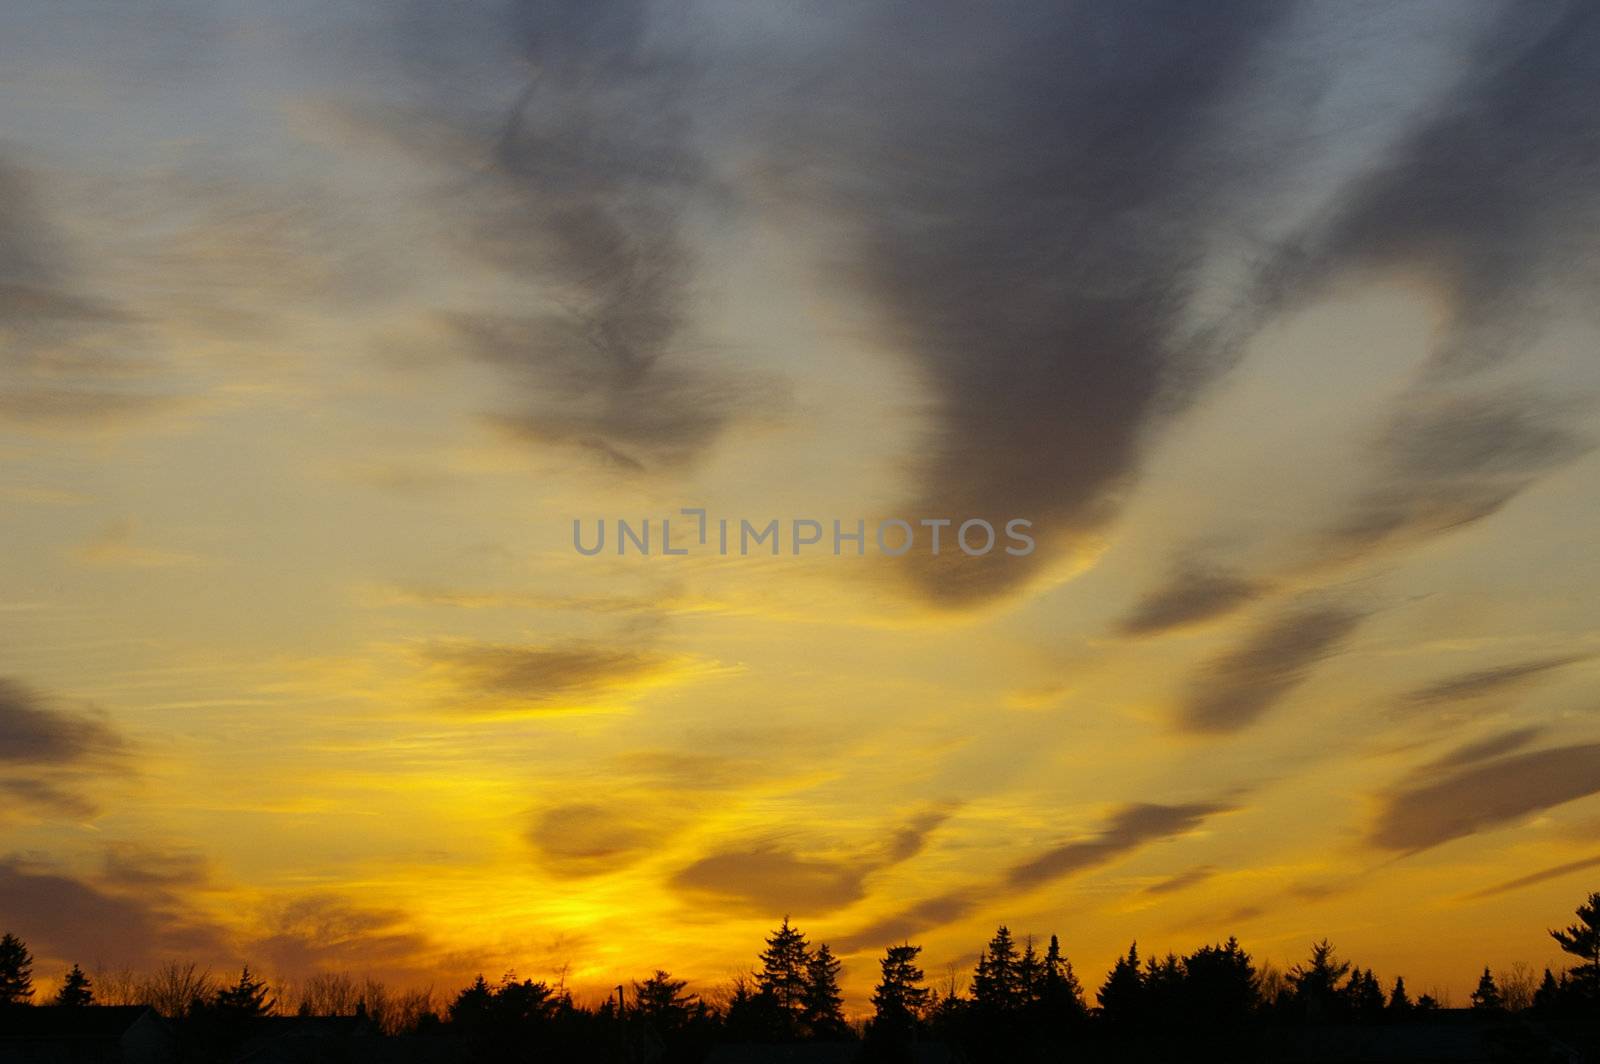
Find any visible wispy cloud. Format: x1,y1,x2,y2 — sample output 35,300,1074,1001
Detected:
1176,604,1366,734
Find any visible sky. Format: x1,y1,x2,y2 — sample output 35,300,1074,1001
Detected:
2,0,1600,1010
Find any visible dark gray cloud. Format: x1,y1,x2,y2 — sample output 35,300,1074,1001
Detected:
0,158,177,429
840,801,1229,951
0,678,122,764
1420,727,1545,773
1119,565,1272,637
1399,654,1587,712
382,1,771,472
672,808,952,917
1145,866,1217,897
528,800,682,878
1368,741,1600,853
1176,604,1365,734
1463,852,1600,901
1006,802,1230,889
0,858,227,970
1317,390,1591,564
773,2,1291,607
424,640,684,707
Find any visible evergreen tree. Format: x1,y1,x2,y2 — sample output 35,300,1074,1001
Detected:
1387,976,1412,1015
1470,967,1503,1013
1017,937,1043,1010
632,971,703,1034
1039,935,1087,1026
801,943,850,1039
1181,938,1260,1028
215,966,275,1019
868,944,930,1046
56,965,93,1007
1096,942,1144,1027
0,934,33,1006
971,926,1020,1014
1345,968,1385,1021
757,917,811,1026
1287,940,1350,1021
1550,891,1600,998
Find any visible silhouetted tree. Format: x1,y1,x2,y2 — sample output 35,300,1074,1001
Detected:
215,966,274,1019
866,944,930,1059
971,925,1020,1014
1550,891,1600,999
1097,942,1143,1028
1287,940,1350,1021
801,943,850,1039
1387,976,1412,1015
1037,934,1087,1030
757,917,810,1035
55,965,93,1007
1345,968,1385,1022
0,934,33,1006
1182,938,1259,1028
1470,967,1503,1013
631,970,712,1061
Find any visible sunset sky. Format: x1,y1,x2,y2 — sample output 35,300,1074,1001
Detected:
3,1,1600,1010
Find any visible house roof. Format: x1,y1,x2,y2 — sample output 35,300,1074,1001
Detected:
0,1005,162,1040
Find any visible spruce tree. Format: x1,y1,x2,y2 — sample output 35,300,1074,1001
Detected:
757,918,811,1034
56,965,93,1007
971,925,1020,1014
1470,967,1503,1013
1096,943,1143,1027
869,944,930,1047
1387,976,1412,1014
801,943,849,1039
1040,935,1087,1025
0,934,33,1006
215,966,275,1019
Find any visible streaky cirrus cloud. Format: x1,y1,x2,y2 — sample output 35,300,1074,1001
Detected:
839,801,1231,952
376,0,776,473
1175,604,1366,734
1368,740,1600,853
1398,654,1588,713
1119,564,1273,637
422,638,713,712
1462,852,1600,901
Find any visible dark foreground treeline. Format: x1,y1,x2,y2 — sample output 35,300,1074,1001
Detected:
1,891,1597,1063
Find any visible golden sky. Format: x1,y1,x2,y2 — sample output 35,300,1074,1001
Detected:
2,1,1599,1010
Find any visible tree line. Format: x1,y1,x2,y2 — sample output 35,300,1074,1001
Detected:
0,891,1596,1061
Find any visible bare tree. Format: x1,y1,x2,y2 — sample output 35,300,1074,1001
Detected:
1496,962,1537,1013
140,962,214,1017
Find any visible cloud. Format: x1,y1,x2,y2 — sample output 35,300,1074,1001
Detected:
1006,802,1230,890
529,801,686,879
768,2,1298,608
1316,389,1591,564
1119,565,1272,637
840,801,1229,951
672,808,953,917
1463,853,1600,901
1368,741,1600,853
1419,727,1545,773
0,858,227,970
250,894,430,976
1399,655,1587,712
370,1,775,473
1145,866,1217,896
1176,604,1366,734
423,639,705,711
0,157,183,430
0,677,123,766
